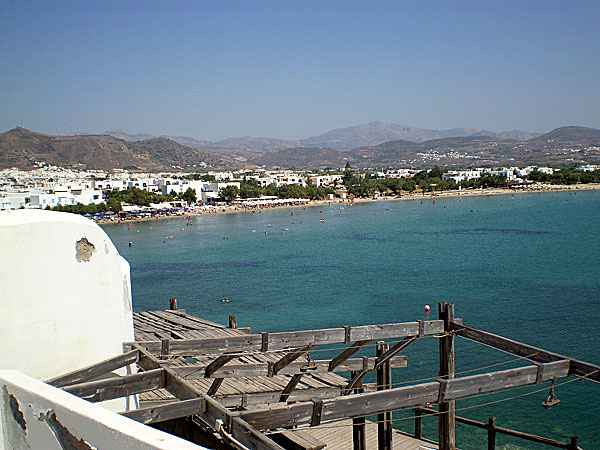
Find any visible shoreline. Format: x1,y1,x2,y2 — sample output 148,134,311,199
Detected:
98,183,598,225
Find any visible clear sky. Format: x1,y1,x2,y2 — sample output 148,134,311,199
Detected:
1,1,598,140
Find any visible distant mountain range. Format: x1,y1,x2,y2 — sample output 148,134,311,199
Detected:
104,121,541,154
0,128,237,171
1,124,599,171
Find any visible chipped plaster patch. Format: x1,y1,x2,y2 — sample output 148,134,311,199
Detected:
75,237,96,263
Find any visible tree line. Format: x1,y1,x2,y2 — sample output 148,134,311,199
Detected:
219,181,335,203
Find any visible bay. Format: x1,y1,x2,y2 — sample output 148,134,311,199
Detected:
104,190,600,449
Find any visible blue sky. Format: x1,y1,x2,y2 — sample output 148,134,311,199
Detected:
1,1,598,140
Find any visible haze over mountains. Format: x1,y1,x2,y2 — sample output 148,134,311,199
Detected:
1,122,599,171
105,121,541,152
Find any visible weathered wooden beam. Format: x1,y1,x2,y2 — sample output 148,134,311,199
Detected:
129,344,278,449
122,397,208,424
230,416,286,450
169,355,407,379
377,341,392,450
279,373,304,402
328,339,373,371
350,371,366,450
218,385,344,408
204,354,237,378
438,302,455,450
47,349,140,387
273,344,313,375
451,322,600,383
239,360,570,430
345,357,370,393
63,368,165,402
374,336,418,370
129,320,445,356
207,378,224,397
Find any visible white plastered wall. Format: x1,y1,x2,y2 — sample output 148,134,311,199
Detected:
0,370,204,449
0,210,135,410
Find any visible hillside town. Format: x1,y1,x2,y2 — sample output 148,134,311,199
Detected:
2,163,598,217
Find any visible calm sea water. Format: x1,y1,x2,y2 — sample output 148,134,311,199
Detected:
104,190,600,449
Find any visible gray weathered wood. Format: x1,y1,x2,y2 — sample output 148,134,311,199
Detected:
204,354,237,378
451,322,600,383
230,416,287,450
207,378,224,397
169,355,407,379
375,336,418,369
130,320,445,356
280,373,304,402
377,341,392,450
273,344,313,375
239,360,570,430
345,357,370,393
328,339,373,371
47,349,139,387
443,360,570,401
438,302,455,450
64,368,165,402
122,397,209,424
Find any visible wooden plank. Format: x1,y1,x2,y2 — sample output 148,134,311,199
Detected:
273,345,313,375
130,320,445,356
271,430,326,450
63,368,165,402
328,340,373,371
451,322,600,383
169,356,407,379
377,341,392,450
443,360,570,401
279,373,305,402
375,336,418,369
239,361,570,430
122,397,208,424
207,378,224,397
230,416,286,450
47,349,139,387
216,386,344,408
438,302,455,450
204,354,238,377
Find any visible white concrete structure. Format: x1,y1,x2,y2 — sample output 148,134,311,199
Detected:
0,210,135,410
0,370,204,449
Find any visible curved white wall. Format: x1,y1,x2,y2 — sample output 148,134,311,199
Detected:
0,210,134,383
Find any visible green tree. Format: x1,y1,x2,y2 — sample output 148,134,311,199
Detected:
220,185,240,203
180,188,197,205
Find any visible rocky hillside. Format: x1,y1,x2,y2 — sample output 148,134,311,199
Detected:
0,128,237,171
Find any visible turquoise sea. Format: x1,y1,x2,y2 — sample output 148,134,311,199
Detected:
104,190,600,449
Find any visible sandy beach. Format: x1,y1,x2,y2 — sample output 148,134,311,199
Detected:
97,183,599,225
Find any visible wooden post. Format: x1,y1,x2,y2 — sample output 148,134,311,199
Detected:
569,436,580,450
228,315,237,329
169,298,178,310
414,408,422,439
438,302,456,450
377,341,392,450
487,417,496,450
350,370,366,450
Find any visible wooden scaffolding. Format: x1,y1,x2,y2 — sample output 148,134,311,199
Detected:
46,302,599,450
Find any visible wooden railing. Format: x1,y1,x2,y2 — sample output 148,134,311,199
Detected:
413,407,581,450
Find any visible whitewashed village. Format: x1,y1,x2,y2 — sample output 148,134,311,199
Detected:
2,164,598,217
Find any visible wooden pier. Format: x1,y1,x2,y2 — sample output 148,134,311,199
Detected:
47,303,598,449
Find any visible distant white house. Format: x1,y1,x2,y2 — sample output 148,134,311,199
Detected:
442,170,481,183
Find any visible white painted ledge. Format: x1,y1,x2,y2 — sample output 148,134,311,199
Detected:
0,370,206,449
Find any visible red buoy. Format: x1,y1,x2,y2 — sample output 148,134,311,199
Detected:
424,304,431,312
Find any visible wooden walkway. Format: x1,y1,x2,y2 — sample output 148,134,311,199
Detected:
48,303,595,450
134,310,348,407
132,309,436,449
285,420,438,450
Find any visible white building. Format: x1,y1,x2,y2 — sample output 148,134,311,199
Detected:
442,170,481,183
